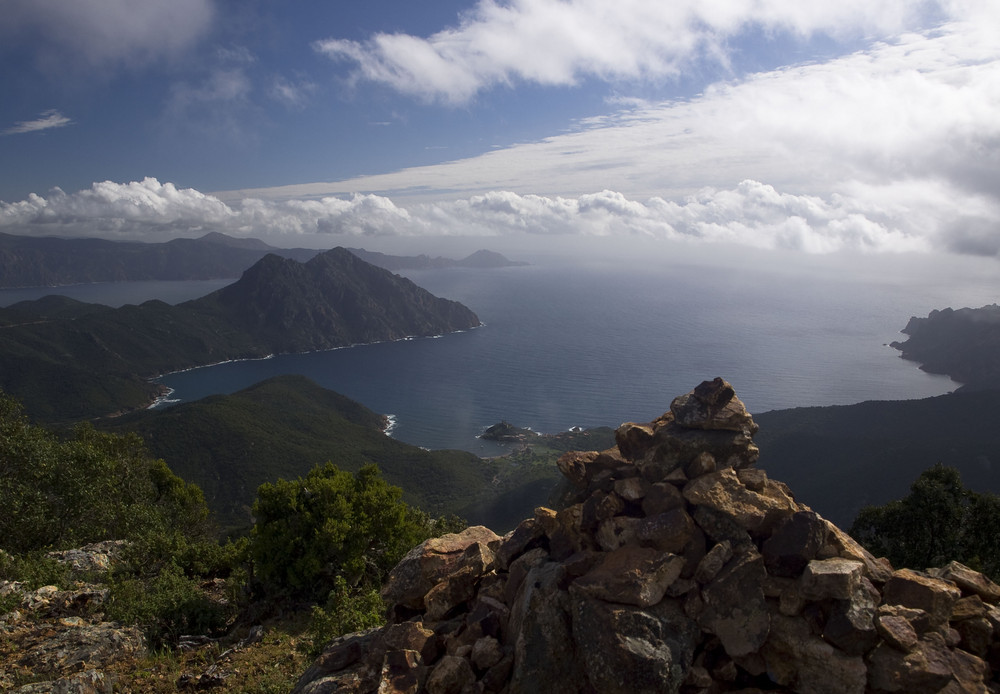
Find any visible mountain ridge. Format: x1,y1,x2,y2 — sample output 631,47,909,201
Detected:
0,230,527,287
0,248,480,423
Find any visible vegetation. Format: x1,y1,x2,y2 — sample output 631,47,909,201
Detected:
0,391,211,555
105,375,497,531
0,385,472,688
250,462,451,601
0,247,480,423
850,464,1000,579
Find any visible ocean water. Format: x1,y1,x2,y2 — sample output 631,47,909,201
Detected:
3,247,995,456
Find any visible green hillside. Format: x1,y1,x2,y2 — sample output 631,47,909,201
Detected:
754,388,1000,527
103,375,498,530
0,248,480,424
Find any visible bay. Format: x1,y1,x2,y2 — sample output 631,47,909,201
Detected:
2,246,994,457
154,249,992,455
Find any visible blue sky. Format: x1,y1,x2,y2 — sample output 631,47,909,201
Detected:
1,0,998,258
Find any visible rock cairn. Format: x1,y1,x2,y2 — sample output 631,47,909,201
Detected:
293,378,1000,694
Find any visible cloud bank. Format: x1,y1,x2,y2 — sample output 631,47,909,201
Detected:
5,176,997,257
315,0,941,104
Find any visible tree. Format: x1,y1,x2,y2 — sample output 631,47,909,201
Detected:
0,390,211,555
850,464,1000,578
250,462,442,601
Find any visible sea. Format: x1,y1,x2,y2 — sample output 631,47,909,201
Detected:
2,243,996,457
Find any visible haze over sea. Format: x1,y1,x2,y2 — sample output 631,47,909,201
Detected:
3,243,995,456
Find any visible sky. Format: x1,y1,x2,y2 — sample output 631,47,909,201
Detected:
1,0,999,259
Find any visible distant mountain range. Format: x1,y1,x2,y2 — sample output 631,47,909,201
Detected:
0,248,480,423
0,230,527,287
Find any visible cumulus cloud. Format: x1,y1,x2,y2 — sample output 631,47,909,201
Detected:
2,109,72,136
315,0,941,104
5,177,996,256
0,0,214,73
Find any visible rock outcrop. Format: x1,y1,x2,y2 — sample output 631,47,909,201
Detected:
0,541,145,693
293,379,1000,694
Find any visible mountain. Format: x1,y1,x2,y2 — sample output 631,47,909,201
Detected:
104,375,496,530
0,249,480,423
294,379,1000,694
346,247,529,270
891,304,1000,390
0,231,318,287
192,248,481,353
0,230,526,287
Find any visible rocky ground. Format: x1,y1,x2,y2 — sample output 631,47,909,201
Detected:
0,541,308,693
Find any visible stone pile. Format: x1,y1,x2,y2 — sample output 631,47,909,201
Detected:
293,379,1000,694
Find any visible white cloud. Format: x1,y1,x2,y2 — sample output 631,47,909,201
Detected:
2,109,72,136
234,17,1000,259
1,0,214,72
4,177,993,256
315,0,942,104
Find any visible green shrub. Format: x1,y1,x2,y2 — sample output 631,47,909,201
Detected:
106,562,232,648
0,550,71,590
0,391,213,555
851,464,1000,579
250,462,441,601
305,576,385,656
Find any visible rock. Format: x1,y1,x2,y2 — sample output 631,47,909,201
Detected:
45,541,128,576
933,561,1000,604
377,649,424,694
683,469,796,535
382,527,500,613
693,540,733,585
14,621,145,678
698,549,770,657
570,594,699,694
572,546,685,608
867,631,956,693
507,562,583,694
762,613,868,694
876,605,921,652
14,670,114,694
883,568,962,630
426,655,474,694
800,558,864,601
762,511,829,577
822,578,880,656
669,378,757,434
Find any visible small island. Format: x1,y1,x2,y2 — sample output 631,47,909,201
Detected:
480,420,542,442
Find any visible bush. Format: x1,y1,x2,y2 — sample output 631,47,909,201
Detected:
250,462,443,601
106,562,232,648
0,391,213,555
305,576,385,656
851,464,1000,578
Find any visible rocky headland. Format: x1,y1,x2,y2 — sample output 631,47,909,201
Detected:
294,378,1000,694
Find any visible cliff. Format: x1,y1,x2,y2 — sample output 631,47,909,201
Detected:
294,378,1000,694
891,304,1000,391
